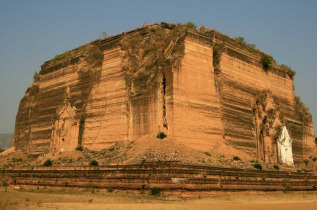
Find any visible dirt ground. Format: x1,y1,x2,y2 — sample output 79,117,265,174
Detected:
1,187,317,210
4,135,315,172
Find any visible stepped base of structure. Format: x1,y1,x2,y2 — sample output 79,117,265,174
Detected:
2,162,317,191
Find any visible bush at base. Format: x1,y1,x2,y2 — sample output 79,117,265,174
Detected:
43,159,53,166
233,156,241,161
150,187,161,195
76,146,83,151
90,160,99,166
253,163,262,170
156,132,167,139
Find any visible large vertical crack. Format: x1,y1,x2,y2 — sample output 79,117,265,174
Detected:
162,73,168,129
212,43,226,141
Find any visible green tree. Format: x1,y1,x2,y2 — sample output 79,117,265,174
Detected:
184,22,197,29
33,71,40,82
235,36,245,43
261,55,272,71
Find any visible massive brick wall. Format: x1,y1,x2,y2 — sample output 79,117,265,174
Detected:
82,47,128,150
13,24,315,163
217,45,315,162
170,36,224,151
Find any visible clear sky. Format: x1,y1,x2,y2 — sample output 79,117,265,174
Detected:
0,0,316,134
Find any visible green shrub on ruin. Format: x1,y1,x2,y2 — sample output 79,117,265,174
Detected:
51,51,72,65
234,36,257,54
184,21,197,29
233,156,241,161
205,152,211,157
107,187,113,193
33,71,40,82
156,132,167,139
90,160,99,166
280,64,296,80
0,148,3,153
84,45,104,68
76,146,83,151
253,162,262,170
150,187,161,196
43,159,53,166
120,24,187,96
273,165,279,171
78,45,104,84
261,55,272,72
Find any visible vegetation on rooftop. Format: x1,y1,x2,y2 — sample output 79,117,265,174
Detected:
260,55,273,72
184,21,197,29
234,36,257,54
280,64,296,79
51,51,73,65
78,44,104,82
33,71,40,82
234,36,295,78
120,24,188,96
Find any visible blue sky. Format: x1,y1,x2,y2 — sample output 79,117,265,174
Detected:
0,0,316,134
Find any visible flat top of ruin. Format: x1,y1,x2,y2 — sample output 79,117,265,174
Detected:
40,22,295,77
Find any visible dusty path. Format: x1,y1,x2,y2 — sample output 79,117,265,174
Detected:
1,187,317,210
